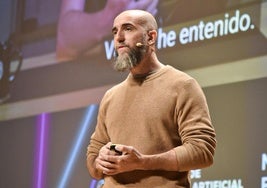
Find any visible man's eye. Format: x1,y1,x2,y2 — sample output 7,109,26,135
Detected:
125,27,132,31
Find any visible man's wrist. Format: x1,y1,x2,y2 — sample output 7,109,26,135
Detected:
139,150,178,171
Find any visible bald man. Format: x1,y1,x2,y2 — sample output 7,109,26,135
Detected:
86,10,216,187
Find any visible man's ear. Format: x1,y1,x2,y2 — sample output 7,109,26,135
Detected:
148,30,157,45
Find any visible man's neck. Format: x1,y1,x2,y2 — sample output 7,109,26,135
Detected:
130,53,164,78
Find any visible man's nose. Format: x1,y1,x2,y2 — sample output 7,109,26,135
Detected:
115,30,125,43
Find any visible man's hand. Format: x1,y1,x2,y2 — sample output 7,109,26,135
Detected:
95,142,178,176
95,143,144,176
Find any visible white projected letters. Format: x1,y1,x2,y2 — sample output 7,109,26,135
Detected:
104,40,115,60
156,28,176,49
262,177,267,188
191,153,267,188
191,169,244,188
191,169,201,179
262,153,267,188
179,10,254,44
192,179,244,188
262,153,267,171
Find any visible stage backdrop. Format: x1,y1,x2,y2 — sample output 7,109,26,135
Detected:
0,0,267,188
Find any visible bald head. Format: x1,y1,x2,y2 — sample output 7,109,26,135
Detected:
114,10,158,31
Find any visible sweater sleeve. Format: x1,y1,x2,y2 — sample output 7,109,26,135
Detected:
86,91,111,179
174,78,216,171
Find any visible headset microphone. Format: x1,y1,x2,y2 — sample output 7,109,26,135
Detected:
136,42,155,47
136,42,145,47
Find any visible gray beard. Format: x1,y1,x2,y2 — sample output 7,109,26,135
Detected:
113,47,145,72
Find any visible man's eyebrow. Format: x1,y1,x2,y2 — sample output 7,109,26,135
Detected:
112,23,135,33
121,23,135,28
112,27,117,33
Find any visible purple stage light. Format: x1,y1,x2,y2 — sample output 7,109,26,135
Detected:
33,113,50,188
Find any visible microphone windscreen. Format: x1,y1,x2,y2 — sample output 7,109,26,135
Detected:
136,43,143,47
